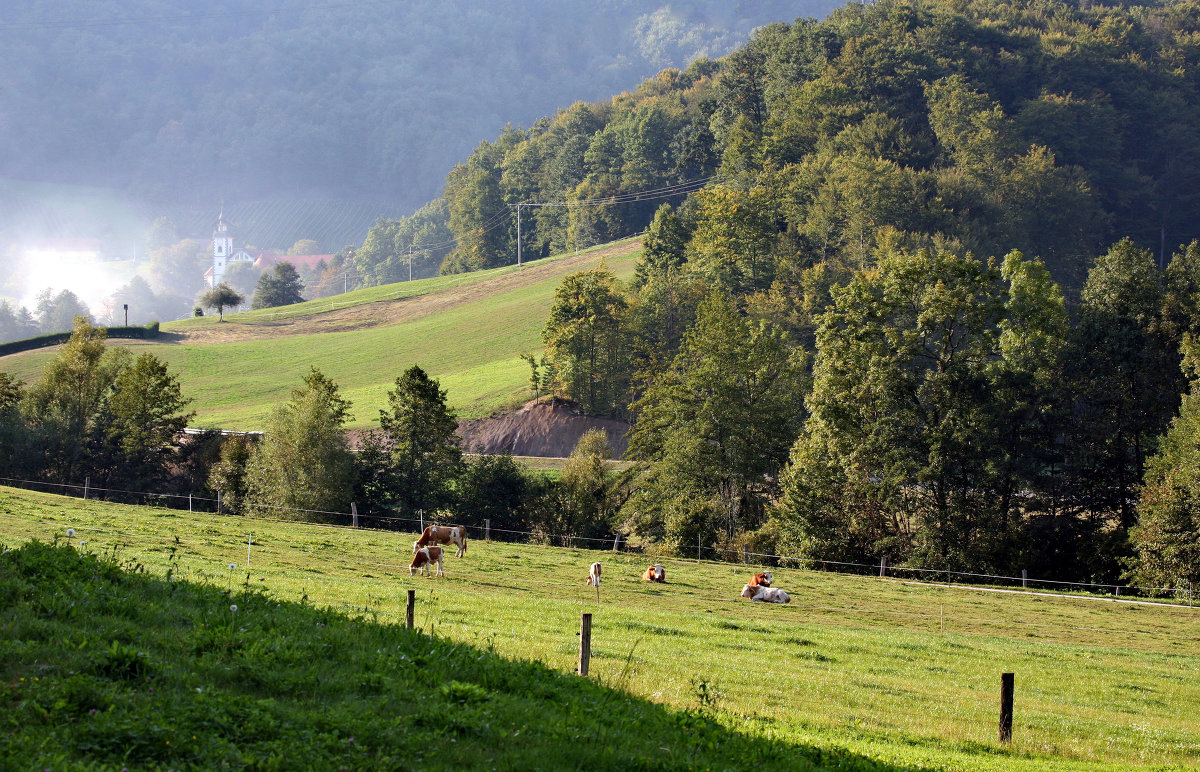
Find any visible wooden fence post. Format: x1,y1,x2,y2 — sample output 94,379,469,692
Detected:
880,556,888,577
217,491,222,515
351,502,358,528
189,493,193,513
999,672,1014,743
419,509,424,533
406,590,415,629
83,476,90,500
697,534,702,564
578,612,592,676
1021,569,1028,588
612,532,620,551
485,519,491,541
247,533,252,568
743,545,749,564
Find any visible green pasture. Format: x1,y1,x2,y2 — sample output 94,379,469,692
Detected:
0,241,640,428
2,486,1196,771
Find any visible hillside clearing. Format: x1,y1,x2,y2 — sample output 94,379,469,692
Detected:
0,239,642,428
2,486,1197,771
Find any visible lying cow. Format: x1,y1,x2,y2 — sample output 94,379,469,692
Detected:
642,564,666,583
748,571,773,588
410,545,444,577
413,525,467,557
741,583,790,603
586,562,602,587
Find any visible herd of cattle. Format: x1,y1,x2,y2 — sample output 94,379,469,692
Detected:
406,525,791,603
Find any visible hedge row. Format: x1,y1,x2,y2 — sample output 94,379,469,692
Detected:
0,322,160,358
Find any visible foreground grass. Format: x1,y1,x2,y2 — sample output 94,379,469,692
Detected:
0,241,641,428
2,486,1198,770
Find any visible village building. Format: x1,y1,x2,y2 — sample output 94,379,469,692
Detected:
205,208,332,287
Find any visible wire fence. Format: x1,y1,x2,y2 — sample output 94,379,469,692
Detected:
0,473,1192,604
3,506,1196,647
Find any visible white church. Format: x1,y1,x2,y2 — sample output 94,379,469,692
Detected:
204,208,332,287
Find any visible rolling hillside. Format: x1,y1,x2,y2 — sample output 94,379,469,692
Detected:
2,486,1198,770
0,238,642,429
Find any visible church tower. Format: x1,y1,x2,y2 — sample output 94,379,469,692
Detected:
211,206,235,286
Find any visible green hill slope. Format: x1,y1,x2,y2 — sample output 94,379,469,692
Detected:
3,486,1197,770
0,239,641,428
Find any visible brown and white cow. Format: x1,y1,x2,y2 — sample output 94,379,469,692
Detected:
748,571,773,589
586,562,602,587
741,583,790,603
410,545,444,577
413,525,467,557
642,564,666,583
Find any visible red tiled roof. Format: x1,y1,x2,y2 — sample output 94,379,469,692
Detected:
253,254,334,271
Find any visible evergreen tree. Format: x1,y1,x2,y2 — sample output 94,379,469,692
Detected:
377,365,462,518
252,263,306,309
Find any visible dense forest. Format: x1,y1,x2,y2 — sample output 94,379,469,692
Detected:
357,0,1200,590
0,0,827,208
356,0,1200,287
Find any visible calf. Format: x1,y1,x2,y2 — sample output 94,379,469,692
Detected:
413,525,467,557
741,583,790,603
748,571,773,588
642,564,666,583
586,562,602,587
410,545,444,577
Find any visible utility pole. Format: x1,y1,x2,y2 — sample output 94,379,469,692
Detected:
516,202,523,268
123,304,128,326
408,246,413,282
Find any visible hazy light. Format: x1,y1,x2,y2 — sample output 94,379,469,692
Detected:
19,247,134,315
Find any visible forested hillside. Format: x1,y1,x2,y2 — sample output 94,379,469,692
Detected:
0,0,830,208
412,0,1200,592
383,0,1200,288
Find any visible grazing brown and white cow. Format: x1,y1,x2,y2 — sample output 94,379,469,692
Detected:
642,564,666,583
741,583,790,603
410,545,444,577
586,562,602,587
413,525,467,557
748,571,773,588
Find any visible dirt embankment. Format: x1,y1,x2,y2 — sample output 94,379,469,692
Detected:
458,398,629,458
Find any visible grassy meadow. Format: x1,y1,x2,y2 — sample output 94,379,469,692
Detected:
2,486,1197,771
0,240,641,428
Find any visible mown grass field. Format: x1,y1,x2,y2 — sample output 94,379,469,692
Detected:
2,486,1197,771
0,240,641,428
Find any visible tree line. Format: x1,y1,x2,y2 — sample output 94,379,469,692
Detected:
0,319,625,547
534,233,1200,593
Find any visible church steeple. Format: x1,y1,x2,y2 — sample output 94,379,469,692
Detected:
211,204,236,286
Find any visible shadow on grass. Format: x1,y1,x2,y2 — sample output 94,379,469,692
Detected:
1,540,944,771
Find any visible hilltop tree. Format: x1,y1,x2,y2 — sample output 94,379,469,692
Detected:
252,263,306,309
198,283,245,321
